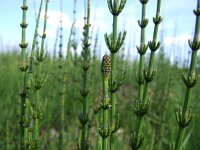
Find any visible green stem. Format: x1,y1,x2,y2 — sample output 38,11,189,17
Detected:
133,0,162,149
103,110,108,150
81,0,90,149
29,0,44,74
174,1,200,149
135,1,147,140
34,89,39,148
103,76,109,150
58,22,74,150
19,0,28,149
110,14,118,150
138,55,144,100
81,70,87,150
33,0,48,149
58,0,64,149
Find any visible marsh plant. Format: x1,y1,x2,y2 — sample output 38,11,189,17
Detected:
99,55,111,150
130,0,162,149
78,0,91,149
4,0,200,149
173,0,200,149
29,0,49,149
104,0,127,149
19,0,29,149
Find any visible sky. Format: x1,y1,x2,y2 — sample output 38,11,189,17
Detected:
0,0,198,60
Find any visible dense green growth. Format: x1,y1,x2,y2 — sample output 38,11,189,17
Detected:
1,0,200,150
1,46,200,149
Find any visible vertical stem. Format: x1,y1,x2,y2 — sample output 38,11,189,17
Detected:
131,0,162,149
33,0,49,149
81,0,90,149
19,0,28,149
135,1,147,139
103,109,108,150
174,0,200,149
58,0,64,149
29,0,44,75
81,70,87,150
110,14,118,150
138,55,144,100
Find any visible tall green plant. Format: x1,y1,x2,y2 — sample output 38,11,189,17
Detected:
19,0,29,149
78,0,91,149
105,0,127,149
28,0,44,79
59,0,63,59
99,55,111,150
174,0,200,149
30,0,49,149
58,22,74,150
130,0,162,149
58,0,64,149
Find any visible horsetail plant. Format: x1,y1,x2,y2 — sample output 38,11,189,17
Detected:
53,26,59,60
19,0,29,149
78,0,91,149
105,0,127,149
71,0,79,66
58,0,64,149
59,0,63,59
30,0,49,148
130,0,162,149
99,55,111,150
58,21,75,150
28,0,44,83
173,0,200,149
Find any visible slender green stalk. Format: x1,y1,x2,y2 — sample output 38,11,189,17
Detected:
110,16,117,149
26,2,43,147
79,0,91,149
105,1,127,149
59,0,63,59
99,55,111,150
29,0,44,76
58,0,64,149
130,0,162,149
53,26,59,60
92,29,99,62
19,0,29,149
174,1,200,149
143,0,162,105
131,0,148,146
156,66,172,150
71,0,78,65
58,22,74,150
31,0,49,149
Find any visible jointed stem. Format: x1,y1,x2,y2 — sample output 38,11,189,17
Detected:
131,0,162,149
110,12,118,150
174,1,200,149
80,0,90,149
29,0,44,75
19,0,28,149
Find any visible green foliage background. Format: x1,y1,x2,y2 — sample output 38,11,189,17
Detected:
0,47,200,149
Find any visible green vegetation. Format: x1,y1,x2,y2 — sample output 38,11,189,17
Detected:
130,0,162,149
99,55,111,150
1,0,200,150
105,0,127,149
174,0,200,150
78,0,91,149
19,0,29,149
